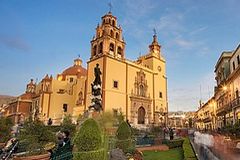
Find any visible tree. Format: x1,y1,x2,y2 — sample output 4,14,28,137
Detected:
19,118,55,155
0,117,13,143
60,114,76,137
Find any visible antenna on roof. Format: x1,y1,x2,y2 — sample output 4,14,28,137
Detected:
199,85,202,108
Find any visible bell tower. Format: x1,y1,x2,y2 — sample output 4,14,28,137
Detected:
148,30,161,58
90,11,125,60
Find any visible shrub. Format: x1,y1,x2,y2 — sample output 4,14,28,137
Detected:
116,139,132,151
73,149,105,160
46,125,62,133
183,138,197,160
116,121,132,140
0,117,13,143
19,119,55,155
150,126,163,137
74,118,103,151
165,139,184,149
60,114,76,137
116,121,134,153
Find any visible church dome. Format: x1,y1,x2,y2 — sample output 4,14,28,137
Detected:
61,58,87,79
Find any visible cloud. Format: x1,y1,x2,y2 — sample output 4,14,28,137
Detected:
189,26,208,36
0,35,30,52
174,38,194,48
168,72,216,111
121,0,157,38
148,12,184,36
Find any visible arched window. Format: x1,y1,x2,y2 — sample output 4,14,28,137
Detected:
112,20,115,26
99,42,103,54
93,45,97,56
103,19,106,24
116,33,119,40
110,30,114,37
109,43,114,52
117,46,122,56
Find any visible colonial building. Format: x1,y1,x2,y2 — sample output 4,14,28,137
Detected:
194,44,240,130
3,79,36,124
215,44,240,128
194,97,216,130
86,12,168,128
6,12,168,127
168,111,195,128
31,58,87,124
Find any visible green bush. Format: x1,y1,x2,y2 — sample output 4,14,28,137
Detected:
0,117,13,143
115,121,134,153
183,138,197,160
74,118,103,151
60,114,76,137
73,149,105,160
165,139,184,149
74,118,106,160
150,126,163,137
19,119,55,155
116,121,132,140
46,125,62,133
116,139,132,152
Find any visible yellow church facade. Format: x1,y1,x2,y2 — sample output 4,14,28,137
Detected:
31,58,87,124
86,12,168,128
16,12,168,128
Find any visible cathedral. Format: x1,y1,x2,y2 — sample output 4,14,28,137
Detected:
5,11,168,128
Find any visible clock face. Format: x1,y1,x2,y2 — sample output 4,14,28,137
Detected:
158,66,161,72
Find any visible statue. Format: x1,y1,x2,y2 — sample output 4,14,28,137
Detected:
93,63,102,86
88,64,103,112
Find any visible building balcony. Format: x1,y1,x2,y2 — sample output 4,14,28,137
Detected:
231,97,240,109
216,103,232,116
203,116,212,123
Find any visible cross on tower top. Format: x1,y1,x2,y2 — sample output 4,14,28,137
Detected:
153,28,157,36
108,2,112,13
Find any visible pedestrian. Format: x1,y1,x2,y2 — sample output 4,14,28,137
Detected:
169,128,174,140
62,130,71,147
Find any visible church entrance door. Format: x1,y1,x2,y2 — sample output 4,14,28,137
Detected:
138,107,146,124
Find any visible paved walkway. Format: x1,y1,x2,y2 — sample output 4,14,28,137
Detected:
190,136,240,160
190,137,219,160
136,145,169,152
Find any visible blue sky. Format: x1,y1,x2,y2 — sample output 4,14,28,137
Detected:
0,0,239,111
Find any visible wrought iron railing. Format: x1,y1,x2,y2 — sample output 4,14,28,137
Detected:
216,97,240,115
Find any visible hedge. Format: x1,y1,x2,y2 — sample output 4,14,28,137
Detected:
116,121,132,140
115,139,133,152
73,149,105,160
116,121,134,153
164,139,184,149
183,138,197,160
74,118,102,152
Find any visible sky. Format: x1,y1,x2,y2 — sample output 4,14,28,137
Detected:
0,0,240,111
